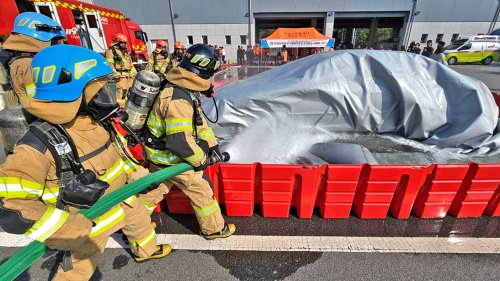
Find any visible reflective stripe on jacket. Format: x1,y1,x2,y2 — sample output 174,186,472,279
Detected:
147,51,171,75
145,87,217,167
105,47,137,77
0,116,151,240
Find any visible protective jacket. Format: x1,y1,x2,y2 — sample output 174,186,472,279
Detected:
2,34,51,107
105,46,137,78
170,53,183,68
147,50,171,77
0,115,152,249
142,66,228,236
106,46,136,107
145,67,217,167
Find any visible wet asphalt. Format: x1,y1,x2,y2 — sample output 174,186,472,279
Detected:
450,62,500,93
154,208,500,238
3,208,499,281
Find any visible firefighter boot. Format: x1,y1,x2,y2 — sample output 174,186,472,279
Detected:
203,223,236,240
133,244,172,263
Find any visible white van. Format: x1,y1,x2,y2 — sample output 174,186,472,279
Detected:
444,36,500,65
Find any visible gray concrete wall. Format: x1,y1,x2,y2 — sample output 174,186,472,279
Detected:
93,0,500,24
91,0,500,61
414,0,499,22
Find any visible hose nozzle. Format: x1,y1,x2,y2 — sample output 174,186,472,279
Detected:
207,152,230,165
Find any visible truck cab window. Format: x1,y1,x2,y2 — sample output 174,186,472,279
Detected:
135,31,143,41
86,14,98,28
37,6,53,19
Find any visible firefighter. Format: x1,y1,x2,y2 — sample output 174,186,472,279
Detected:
0,45,170,280
141,44,235,239
147,40,171,82
0,12,66,117
105,33,137,108
170,41,185,67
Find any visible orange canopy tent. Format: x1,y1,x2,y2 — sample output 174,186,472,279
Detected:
261,27,335,48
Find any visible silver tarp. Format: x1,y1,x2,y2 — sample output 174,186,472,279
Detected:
203,50,500,163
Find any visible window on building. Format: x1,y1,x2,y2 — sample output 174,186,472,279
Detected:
451,33,460,42
187,35,193,45
225,35,232,45
436,34,444,43
420,34,428,43
202,36,208,44
240,35,247,45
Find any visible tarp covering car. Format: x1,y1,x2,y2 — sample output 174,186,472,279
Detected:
203,50,500,163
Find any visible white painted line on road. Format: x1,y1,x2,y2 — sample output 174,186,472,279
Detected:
1,232,499,253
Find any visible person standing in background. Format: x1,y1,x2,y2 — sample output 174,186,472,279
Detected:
431,41,448,65
422,40,434,57
281,45,288,64
220,46,226,64
105,33,137,107
414,43,422,54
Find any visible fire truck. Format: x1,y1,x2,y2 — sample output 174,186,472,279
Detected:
0,0,149,67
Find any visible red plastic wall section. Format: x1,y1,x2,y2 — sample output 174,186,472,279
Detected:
159,162,500,219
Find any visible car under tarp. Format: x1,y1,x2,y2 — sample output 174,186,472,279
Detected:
203,50,500,164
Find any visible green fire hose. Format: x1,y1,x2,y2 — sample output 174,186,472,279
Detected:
0,162,192,281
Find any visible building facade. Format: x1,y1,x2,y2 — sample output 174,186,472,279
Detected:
91,0,500,61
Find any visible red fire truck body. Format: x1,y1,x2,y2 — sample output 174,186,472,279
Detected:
0,0,149,64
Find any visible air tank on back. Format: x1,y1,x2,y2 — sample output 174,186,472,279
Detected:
124,70,161,131
0,93,29,160
0,62,29,160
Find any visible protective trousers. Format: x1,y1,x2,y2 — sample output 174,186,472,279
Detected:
115,76,133,108
52,199,158,281
144,164,225,235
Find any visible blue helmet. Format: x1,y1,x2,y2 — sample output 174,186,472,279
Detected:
12,12,66,42
31,45,113,102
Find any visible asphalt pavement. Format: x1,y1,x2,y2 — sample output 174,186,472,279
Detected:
449,62,500,93
1,211,499,281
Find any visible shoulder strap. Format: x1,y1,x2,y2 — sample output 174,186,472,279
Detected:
79,139,111,162
153,51,158,69
28,121,76,179
172,86,201,140
143,86,198,145
8,52,35,65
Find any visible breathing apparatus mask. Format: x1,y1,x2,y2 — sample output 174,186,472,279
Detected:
118,42,127,52
174,49,183,60
86,82,120,122
160,49,168,56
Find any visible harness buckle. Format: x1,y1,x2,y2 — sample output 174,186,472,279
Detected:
48,138,72,156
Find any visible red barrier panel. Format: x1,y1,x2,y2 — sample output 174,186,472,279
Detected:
484,188,500,216
258,164,317,218
165,187,194,214
291,165,317,218
389,165,427,219
159,162,500,219
353,165,426,219
449,163,500,217
413,164,469,218
215,163,255,217
492,92,500,117
315,164,364,218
